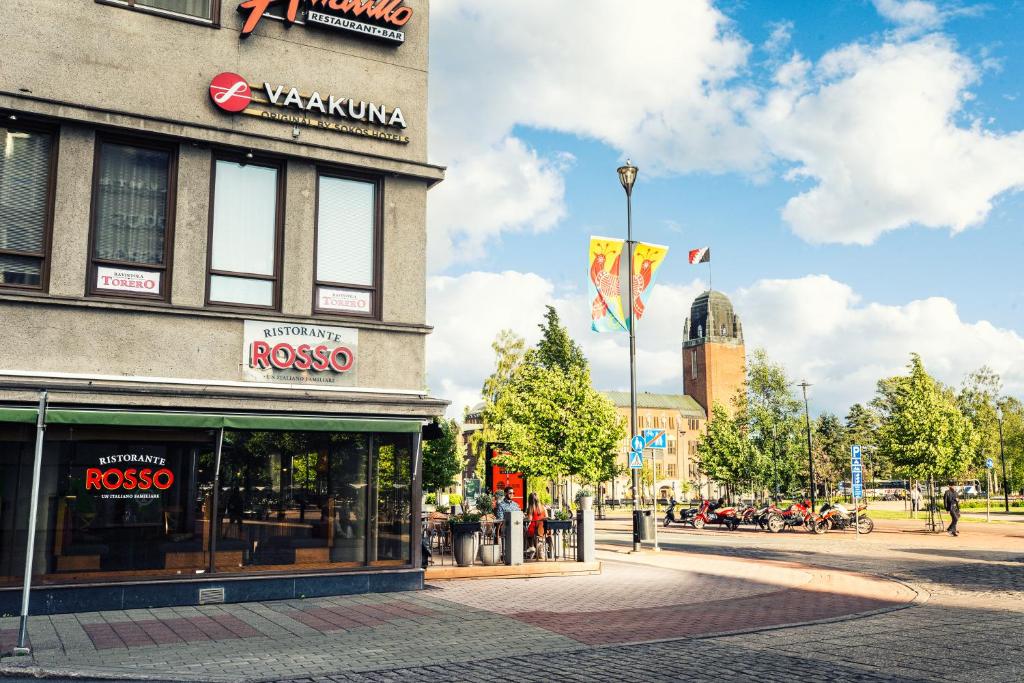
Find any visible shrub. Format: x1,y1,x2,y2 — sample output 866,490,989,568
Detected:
449,493,463,505
424,493,436,505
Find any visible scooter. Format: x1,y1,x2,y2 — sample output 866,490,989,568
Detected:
692,499,741,530
817,502,874,534
663,499,698,527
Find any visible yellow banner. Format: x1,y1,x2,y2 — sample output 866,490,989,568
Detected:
631,242,669,322
588,237,627,333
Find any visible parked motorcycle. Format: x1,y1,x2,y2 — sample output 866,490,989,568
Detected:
765,500,817,533
663,499,698,527
817,502,874,534
693,499,741,530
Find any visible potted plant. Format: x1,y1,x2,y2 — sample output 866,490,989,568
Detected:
448,512,482,567
473,493,501,565
546,507,574,532
575,488,594,511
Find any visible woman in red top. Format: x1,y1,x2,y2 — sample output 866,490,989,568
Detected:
525,493,547,560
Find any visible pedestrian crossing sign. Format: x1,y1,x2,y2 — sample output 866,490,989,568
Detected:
629,451,644,469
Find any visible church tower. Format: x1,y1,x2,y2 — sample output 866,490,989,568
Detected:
682,291,745,419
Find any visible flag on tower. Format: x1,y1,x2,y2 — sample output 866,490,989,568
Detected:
688,248,710,264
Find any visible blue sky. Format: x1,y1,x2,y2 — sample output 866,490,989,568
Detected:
425,0,1024,416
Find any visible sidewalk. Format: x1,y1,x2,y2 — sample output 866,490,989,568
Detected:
0,549,914,682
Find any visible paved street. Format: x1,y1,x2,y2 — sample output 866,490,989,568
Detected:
2,517,1022,682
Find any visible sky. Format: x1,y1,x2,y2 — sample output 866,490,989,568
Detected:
423,0,1024,419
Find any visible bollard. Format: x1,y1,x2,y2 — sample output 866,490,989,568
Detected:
503,509,523,565
576,509,595,563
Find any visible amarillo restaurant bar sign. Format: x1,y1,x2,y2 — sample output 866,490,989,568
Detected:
209,71,409,144
238,0,412,44
243,320,358,386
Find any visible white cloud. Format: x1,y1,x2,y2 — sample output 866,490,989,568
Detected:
734,274,1024,413
428,0,760,271
427,271,1024,418
754,36,1024,244
872,0,943,32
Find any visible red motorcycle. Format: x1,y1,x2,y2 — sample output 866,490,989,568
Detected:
765,500,818,533
692,499,741,531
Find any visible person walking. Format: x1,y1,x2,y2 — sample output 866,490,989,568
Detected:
911,484,922,513
943,483,960,536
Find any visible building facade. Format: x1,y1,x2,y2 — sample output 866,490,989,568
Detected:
682,291,746,418
0,0,443,614
603,392,706,501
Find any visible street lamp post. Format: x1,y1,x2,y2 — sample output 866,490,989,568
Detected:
617,160,641,552
997,404,1009,513
798,381,816,509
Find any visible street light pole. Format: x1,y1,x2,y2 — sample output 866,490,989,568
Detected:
998,404,1009,513
618,160,641,552
799,381,816,509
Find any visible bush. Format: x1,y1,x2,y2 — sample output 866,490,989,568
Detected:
449,493,463,505
475,493,495,515
424,493,436,505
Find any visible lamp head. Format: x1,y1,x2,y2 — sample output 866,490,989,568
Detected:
617,159,638,196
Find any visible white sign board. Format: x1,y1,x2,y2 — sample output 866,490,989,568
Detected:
96,266,161,295
242,321,358,386
317,287,372,315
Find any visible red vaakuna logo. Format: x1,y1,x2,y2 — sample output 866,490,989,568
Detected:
210,72,252,113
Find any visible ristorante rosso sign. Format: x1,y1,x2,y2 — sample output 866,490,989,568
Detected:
85,453,175,500
209,71,409,144
242,321,358,386
238,0,413,44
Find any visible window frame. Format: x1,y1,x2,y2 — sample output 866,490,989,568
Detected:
205,151,287,312
86,133,178,303
311,167,384,321
94,0,221,27
0,119,58,293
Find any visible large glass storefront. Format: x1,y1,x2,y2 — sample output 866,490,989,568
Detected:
0,421,415,587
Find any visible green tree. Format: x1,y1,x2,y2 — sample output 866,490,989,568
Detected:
697,403,757,494
1000,397,1024,494
469,330,528,478
483,308,625,484
422,417,462,492
745,349,803,494
814,413,848,494
875,354,977,482
845,403,883,478
958,366,1003,473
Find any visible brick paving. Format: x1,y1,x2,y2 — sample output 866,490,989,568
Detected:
1,517,1021,681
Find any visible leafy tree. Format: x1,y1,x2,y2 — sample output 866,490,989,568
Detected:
1000,397,1024,494
483,308,625,485
959,366,1003,473
814,413,848,493
697,403,757,494
745,349,804,494
845,403,883,478
875,354,977,482
422,418,462,492
469,330,528,478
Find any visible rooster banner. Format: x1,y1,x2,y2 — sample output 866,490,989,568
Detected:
589,237,628,333
631,242,669,323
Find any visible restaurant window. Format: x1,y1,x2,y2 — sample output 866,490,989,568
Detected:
371,434,412,565
41,426,215,582
0,124,56,290
207,157,283,309
0,424,35,586
314,173,380,317
97,0,219,23
89,138,175,300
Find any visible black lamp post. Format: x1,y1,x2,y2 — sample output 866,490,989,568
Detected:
617,160,641,552
799,380,816,509
998,403,1009,513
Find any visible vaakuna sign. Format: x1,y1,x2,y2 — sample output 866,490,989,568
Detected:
238,0,413,44
209,71,409,143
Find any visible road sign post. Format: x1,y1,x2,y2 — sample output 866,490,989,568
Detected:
851,445,863,537
986,457,994,523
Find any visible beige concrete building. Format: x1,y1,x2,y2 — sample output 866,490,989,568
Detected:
0,0,443,613
603,392,706,502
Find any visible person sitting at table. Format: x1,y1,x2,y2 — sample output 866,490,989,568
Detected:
524,493,547,561
494,487,520,530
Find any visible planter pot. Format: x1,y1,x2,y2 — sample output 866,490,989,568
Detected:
578,495,594,511
545,519,573,533
438,494,450,508
478,543,501,566
450,521,481,568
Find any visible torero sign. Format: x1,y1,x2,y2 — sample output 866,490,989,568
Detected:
242,320,358,385
238,0,413,44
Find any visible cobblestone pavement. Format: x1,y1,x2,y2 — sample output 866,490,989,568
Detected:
2,518,1021,682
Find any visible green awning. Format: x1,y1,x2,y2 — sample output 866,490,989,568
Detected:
35,409,421,433
0,407,38,424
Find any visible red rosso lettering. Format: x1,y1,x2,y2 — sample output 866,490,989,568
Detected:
251,341,352,372
83,468,175,491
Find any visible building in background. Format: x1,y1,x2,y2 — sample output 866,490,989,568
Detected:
603,392,706,502
683,291,746,418
0,0,442,613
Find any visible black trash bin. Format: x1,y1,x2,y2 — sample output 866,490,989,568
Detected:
632,510,656,543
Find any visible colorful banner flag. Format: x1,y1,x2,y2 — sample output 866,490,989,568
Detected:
688,247,710,264
588,237,627,333
631,242,669,323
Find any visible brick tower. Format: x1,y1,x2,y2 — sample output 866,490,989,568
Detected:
682,291,746,418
